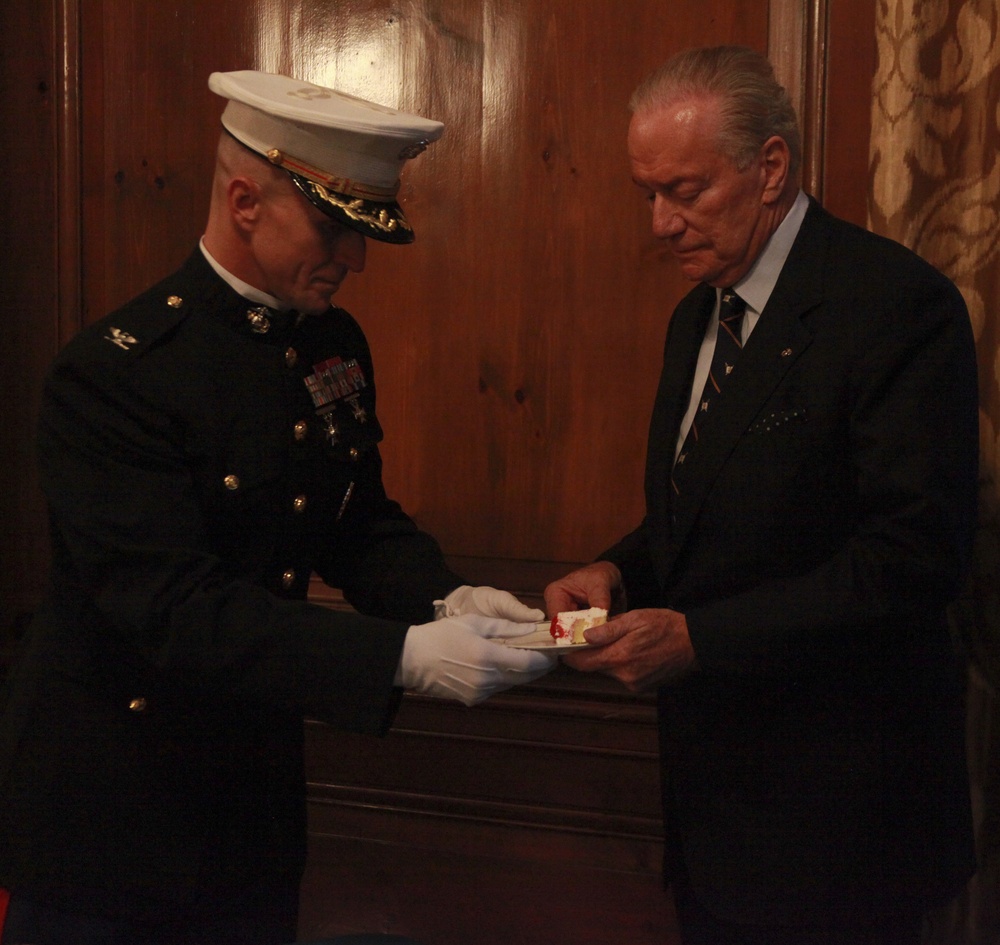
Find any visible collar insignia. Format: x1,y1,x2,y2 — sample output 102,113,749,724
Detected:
104,327,138,350
246,306,272,333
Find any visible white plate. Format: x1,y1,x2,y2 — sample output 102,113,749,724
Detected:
497,625,596,650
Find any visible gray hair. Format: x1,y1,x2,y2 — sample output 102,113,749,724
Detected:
630,46,801,177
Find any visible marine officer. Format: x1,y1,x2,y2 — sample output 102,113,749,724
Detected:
0,70,554,945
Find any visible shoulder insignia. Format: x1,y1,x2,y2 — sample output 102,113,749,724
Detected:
104,327,139,350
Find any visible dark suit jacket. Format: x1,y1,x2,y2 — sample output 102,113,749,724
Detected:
0,250,463,921
603,199,978,924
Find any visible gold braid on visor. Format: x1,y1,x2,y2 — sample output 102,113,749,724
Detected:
266,146,415,244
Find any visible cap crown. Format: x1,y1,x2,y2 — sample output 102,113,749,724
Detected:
209,70,444,242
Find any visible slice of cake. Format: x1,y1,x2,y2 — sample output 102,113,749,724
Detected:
549,607,607,645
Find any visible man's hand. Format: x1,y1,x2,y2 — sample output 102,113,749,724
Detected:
437,585,544,623
396,614,556,706
560,608,697,692
543,561,626,616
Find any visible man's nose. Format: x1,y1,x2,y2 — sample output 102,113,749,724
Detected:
651,196,684,239
335,229,367,272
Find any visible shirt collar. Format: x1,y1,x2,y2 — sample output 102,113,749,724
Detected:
732,189,809,315
199,237,289,311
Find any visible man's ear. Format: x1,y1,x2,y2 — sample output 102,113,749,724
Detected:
228,176,264,232
760,135,791,204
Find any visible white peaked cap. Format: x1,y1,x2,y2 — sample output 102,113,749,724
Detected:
208,70,444,243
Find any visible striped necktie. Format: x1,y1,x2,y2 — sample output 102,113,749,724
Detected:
671,288,747,494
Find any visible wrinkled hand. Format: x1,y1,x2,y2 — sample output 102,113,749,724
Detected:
543,561,626,616
396,614,556,706
559,608,697,692
436,585,544,623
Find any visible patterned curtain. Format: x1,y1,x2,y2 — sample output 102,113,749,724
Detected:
869,2,1000,942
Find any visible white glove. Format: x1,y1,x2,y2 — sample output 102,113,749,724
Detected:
395,614,556,706
435,584,544,623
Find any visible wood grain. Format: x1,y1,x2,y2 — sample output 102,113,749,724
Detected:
0,1,880,939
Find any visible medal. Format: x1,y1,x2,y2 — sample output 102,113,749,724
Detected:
318,408,339,446
346,393,367,423
304,356,368,443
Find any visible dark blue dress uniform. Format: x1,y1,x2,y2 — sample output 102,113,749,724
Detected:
0,249,463,923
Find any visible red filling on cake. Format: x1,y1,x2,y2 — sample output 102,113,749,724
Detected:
549,614,569,640
548,607,607,645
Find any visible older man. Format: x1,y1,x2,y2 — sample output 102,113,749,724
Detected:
0,71,553,945
546,46,978,945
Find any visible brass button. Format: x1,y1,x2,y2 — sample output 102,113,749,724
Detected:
281,569,296,589
349,447,360,461
293,420,308,441
129,697,147,712
224,474,240,491
166,295,183,309
293,495,307,513
285,347,298,367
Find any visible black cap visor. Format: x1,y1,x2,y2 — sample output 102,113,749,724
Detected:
290,174,415,245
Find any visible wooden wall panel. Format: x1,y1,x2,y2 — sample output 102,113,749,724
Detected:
77,0,769,568
299,678,675,944
0,0,879,941
824,0,877,226
68,0,876,572
1,0,881,631
0,0,59,646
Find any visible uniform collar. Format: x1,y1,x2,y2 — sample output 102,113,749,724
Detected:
198,237,290,312
183,246,298,341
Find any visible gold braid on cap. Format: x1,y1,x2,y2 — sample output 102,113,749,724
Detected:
310,182,411,236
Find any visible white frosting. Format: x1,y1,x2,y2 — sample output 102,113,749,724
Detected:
551,607,607,645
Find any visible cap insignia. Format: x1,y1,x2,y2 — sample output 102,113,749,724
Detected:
398,139,429,160
287,86,333,101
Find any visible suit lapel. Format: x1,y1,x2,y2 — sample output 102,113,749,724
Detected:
645,285,715,530
666,202,829,556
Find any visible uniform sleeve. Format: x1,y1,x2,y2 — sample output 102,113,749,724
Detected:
312,441,465,623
